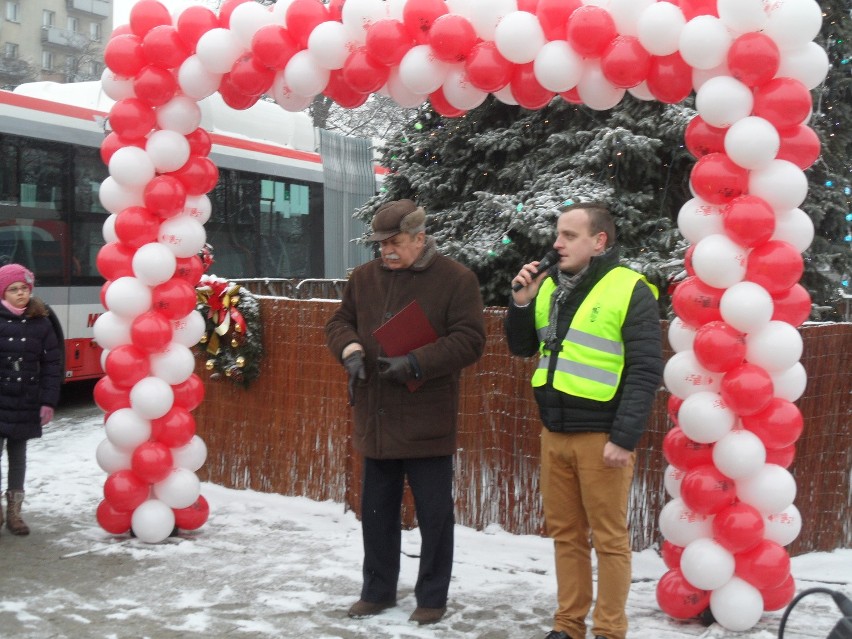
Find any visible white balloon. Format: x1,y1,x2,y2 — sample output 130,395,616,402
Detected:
132,243,177,287
180,194,213,225
777,42,830,90
178,55,223,101
736,464,797,514
658,497,713,547
101,68,135,101
681,538,736,590
534,41,584,93
764,0,822,51
104,276,153,319
724,116,780,171
399,45,451,95
664,351,722,399
443,68,488,111
717,0,769,34
146,130,191,174
692,60,733,93
284,50,330,97
159,217,207,259
691,234,748,289
149,342,196,385
608,0,655,36
749,160,809,211
386,67,428,108
772,208,814,253
720,282,774,334
678,391,736,444
172,435,208,472
196,28,245,74
636,2,686,56
171,311,207,348
769,362,807,402
679,16,731,70
492,84,518,105
102,214,118,243
664,464,685,498
93,312,133,351
271,72,314,112
468,0,518,41
677,198,724,244
131,499,177,544
109,147,155,188
271,0,293,21
229,1,276,49
763,504,802,547
494,11,546,64
745,321,803,373
105,408,152,451
156,96,202,135
99,176,145,215
667,317,696,353
130,376,175,420
96,437,132,473
576,61,625,111
695,76,753,128
627,81,654,101
709,577,764,632
341,0,388,43
307,21,355,70
154,468,201,509
712,429,766,479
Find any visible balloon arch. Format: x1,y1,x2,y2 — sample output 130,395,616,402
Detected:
93,0,826,631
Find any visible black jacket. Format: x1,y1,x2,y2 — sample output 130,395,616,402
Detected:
504,248,663,451
0,297,62,440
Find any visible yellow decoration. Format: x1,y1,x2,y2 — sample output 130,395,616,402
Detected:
236,356,246,368
205,359,216,371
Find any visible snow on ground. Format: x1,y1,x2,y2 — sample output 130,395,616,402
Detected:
0,402,848,639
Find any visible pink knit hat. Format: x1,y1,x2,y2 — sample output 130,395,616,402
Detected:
0,264,35,294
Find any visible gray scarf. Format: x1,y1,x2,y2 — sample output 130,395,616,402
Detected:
543,266,588,351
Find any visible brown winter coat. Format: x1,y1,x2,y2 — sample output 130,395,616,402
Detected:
325,238,486,459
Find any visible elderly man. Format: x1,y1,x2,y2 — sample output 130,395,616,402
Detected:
326,199,485,626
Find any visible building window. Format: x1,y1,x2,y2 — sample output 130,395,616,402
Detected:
67,16,79,33
90,22,101,41
42,51,54,71
42,9,55,27
4,43,18,59
6,2,20,22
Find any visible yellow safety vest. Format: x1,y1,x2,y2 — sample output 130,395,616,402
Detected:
532,267,658,401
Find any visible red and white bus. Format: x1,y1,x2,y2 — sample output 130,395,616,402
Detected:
0,82,379,381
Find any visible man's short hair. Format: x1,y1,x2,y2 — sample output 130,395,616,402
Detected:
558,201,616,248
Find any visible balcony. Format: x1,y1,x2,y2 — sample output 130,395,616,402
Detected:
41,26,90,50
65,0,111,19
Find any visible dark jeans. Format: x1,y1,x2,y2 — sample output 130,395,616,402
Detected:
0,437,27,491
360,455,455,609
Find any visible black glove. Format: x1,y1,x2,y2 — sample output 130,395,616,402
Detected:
342,351,366,405
377,354,421,385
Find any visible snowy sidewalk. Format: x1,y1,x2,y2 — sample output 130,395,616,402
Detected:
0,406,848,639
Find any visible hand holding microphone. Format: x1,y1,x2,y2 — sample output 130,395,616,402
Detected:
511,249,560,304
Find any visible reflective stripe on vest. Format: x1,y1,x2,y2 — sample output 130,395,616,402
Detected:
532,266,658,401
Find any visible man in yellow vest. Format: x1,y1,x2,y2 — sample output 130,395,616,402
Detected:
505,201,663,639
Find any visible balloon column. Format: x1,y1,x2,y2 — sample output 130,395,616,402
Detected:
96,0,825,615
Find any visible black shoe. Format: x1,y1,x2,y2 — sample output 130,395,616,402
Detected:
594,636,609,639
544,632,572,639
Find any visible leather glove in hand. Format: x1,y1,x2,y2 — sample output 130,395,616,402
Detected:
342,351,366,406
377,355,414,385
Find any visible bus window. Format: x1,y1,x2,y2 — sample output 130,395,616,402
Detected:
74,146,108,215
0,218,67,280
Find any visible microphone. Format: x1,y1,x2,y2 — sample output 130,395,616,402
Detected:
512,249,560,291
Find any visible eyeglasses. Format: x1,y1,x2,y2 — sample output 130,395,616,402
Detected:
5,286,30,294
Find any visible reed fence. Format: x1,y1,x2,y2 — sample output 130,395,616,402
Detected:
194,298,851,557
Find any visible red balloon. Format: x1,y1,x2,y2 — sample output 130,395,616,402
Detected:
689,153,749,205
684,116,727,159
465,42,514,93
229,54,275,96
131,441,175,484
93,375,132,413
777,125,821,170
97,498,133,534
324,70,369,109
667,394,683,425
103,469,150,512
753,77,812,130
728,33,780,87
745,240,804,295
251,25,299,71
151,279,197,320
176,5,219,50
219,0,251,28
130,311,174,353
518,0,539,11
144,175,188,219
656,568,711,620
761,573,796,611
173,495,210,530
170,156,220,195
429,87,466,118
218,74,262,110
679,0,718,20
741,398,804,450
537,0,582,41
680,464,737,515
109,98,157,140
771,284,811,327
112,25,133,38
286,0,330,49
100,132,145,165
712,502,765,553
342,48,390,94
722,195,775,248
661,540,684,569
172,374,206,411
100,281,111,309
185,128,212,157
104,344,151,388
567,6,616,58
683,245,695,277
151,406,197,448
766,444,796,469
735,540,791,590
133,64,178,106
104,34,146,77
142,25,190,70
601,36,651,89
327,0,344,21
173,256,205,287
366,19,414,67
511,62,555,110
428,14,477,63
129,0,172,37
693,321,746,372
646,53,692,104
559,87,583,104
402,0,449,44
662,426,714,471
720,363,774,416
671,276,724,327
96,242,135,280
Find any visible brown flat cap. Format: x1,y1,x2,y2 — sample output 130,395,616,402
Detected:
366,199,426,242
